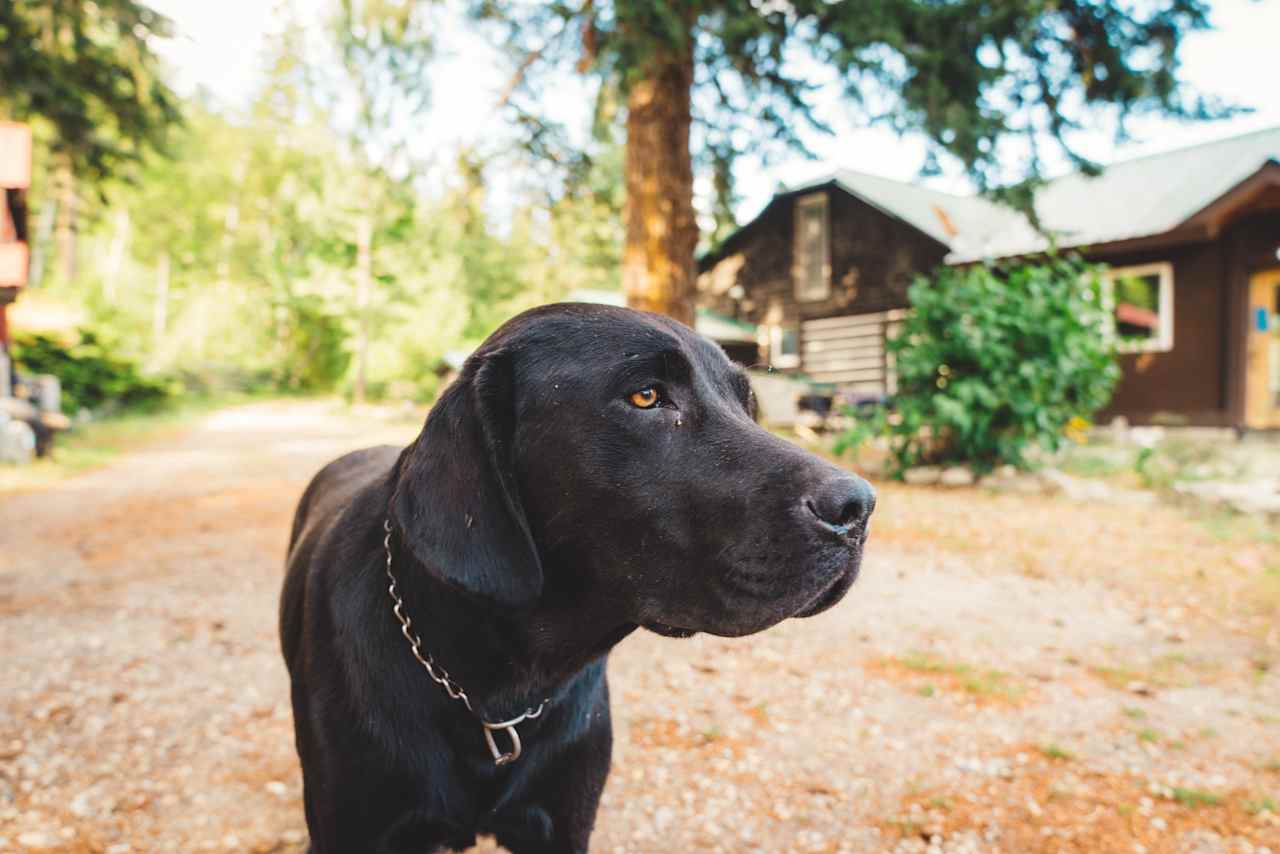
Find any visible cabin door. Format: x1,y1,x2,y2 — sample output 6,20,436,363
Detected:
1246,269,1280,428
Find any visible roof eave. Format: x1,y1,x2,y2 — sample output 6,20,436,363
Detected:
1176,159,1280,238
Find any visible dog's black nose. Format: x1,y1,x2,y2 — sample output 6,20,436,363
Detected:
806,476,876,532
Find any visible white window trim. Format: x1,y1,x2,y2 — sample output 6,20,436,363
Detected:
793,192,831,302
1100,261,1174,354
770,324,801,370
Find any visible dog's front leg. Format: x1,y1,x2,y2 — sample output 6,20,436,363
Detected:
490,705,614,854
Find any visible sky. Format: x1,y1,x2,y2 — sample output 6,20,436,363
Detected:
150,0,1280,222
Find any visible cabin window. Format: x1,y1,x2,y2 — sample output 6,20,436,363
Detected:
793,193,831,302
770,324,801,369
1100,262,1174,353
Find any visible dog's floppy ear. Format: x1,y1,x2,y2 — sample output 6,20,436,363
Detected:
390,349,542,606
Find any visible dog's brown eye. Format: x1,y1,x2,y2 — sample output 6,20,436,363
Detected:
629,388,659,409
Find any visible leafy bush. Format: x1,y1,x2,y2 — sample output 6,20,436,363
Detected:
277,296,351,392
839,257,1120,475
11,329,174,414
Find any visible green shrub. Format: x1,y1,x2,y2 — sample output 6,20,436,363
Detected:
277,295,351,392
11,329,175,414
840,257,1120,475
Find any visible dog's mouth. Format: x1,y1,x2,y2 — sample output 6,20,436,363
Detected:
641,568,856,639
640,530,867,639
642,620,699,639
792,555,861,619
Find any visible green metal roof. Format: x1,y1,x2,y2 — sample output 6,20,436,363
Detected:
724,126,1280,265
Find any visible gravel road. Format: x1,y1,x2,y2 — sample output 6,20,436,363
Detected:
1,401,1277,853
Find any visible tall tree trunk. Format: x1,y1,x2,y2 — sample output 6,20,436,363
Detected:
216,156,248,292
27,195,57,287
353,213,373,404
623,40,697,326
103,207,131,302
54,155,76,283
152,251,170,348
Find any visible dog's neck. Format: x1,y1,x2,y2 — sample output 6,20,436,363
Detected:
387,537,636,720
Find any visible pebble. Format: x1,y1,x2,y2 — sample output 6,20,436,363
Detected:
16,831,56,849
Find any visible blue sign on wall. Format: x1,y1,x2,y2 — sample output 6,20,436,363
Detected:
1257,307,1271,333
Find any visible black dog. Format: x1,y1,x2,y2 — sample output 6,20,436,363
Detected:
280,303,874,853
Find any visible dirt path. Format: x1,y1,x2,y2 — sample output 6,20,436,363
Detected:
1,401,1277,853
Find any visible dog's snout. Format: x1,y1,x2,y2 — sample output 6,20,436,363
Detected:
805,475,876,532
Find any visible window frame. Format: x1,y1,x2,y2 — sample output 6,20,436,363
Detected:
1100,261,1175,354
770,323,801,370
792,192,831,302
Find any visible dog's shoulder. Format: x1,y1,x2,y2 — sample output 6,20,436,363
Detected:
281,445,402,670
288,445,401,556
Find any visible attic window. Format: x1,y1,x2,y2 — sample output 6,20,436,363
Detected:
793,193,831,302
1101,262,1174,354
770,324,801,370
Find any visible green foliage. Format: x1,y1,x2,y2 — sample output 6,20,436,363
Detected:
832,406,889,458
277,296,352,392
475,1,1230,215
12,329,173,414
31,86,624,403
842,258,1120,475
0,0,181,183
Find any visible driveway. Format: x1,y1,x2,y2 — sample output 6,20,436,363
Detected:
1,401,1276,852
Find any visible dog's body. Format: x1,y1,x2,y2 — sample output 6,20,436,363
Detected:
282,304,874,853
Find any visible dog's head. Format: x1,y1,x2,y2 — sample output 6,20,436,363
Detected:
391,303,873,638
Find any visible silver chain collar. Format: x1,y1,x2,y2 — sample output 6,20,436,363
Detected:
382,519,547,766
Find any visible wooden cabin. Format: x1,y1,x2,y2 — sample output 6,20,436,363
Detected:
698,127,1280,430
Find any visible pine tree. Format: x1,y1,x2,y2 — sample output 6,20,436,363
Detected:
0,0,182,280
473,0,1231,323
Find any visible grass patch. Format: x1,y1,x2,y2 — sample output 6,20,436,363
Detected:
1137,728,1160,744
900,652,963,674
1201,510,1280,545
1039,743,1074,761
0,393,262,495
1171,787,1222,808
1121,706,1147,720
1058,449,1132,480
959,671,1022,699
1248,566,1280,624
888,817,921,836
1090,665,1149,690
1244,796,1276,815
1091,654,1219,692
885,652,1026,703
